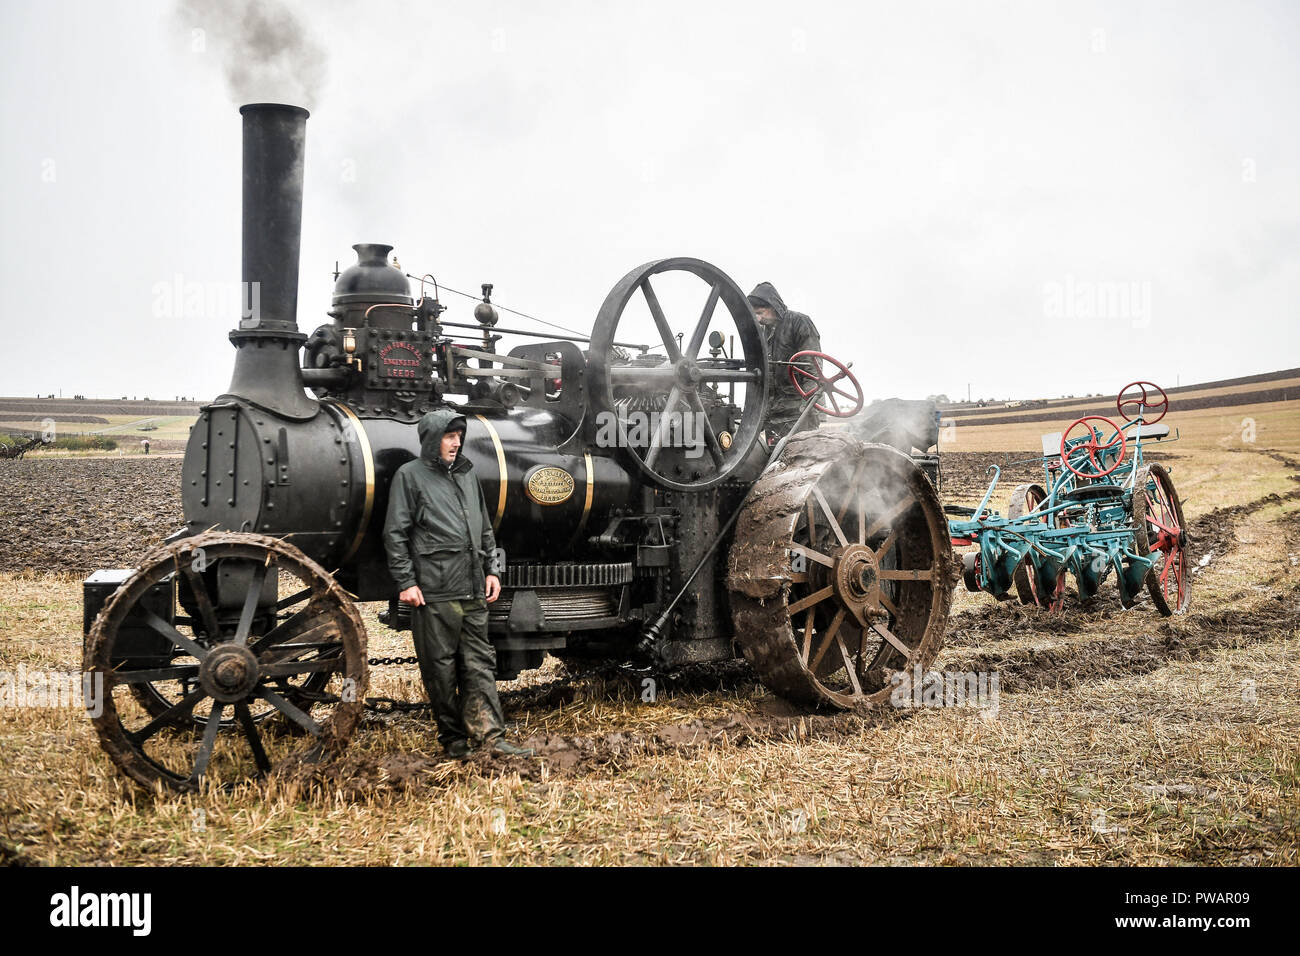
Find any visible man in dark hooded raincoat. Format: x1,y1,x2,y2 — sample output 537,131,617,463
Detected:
747,282,823,441
383,408,533,758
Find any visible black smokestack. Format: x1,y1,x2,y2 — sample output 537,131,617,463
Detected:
239,103,307,333
222,103,317,420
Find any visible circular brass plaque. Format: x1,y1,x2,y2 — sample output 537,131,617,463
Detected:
524,465,575,505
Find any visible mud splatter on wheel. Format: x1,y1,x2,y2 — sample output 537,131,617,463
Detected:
1133,463,1191,615
84,532,367,792
726,432,954,709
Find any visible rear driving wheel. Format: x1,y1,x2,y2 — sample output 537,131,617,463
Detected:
726,433,953,709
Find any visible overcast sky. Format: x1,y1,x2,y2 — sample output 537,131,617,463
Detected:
2,0,1297,404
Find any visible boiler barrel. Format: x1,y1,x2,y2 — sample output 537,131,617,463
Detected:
184,401,635,601
340,410,634,600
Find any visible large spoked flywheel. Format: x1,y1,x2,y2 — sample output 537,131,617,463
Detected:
726,432,954,709
84,532,367,792
589,257,768,491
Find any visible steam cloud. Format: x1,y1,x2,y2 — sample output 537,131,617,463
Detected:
178,0,327,108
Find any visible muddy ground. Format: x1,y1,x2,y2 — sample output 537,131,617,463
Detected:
0,458,183,574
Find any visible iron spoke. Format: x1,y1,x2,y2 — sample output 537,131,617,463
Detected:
877,589,902,620
811,486,848,547
232,562,269,647
865,495,914,540
141,609,208,660
189,703,225,783
878,567,933,582
248,596,334,656
788,586,834,615
234,701,271,773
871,622,912,662
790,543,834,569
640,278,682,362
809,608,846,673
684,282,721,359
837,631,863,696
1145,514,1178,537
275,586,313,611
835,459,867,527
686,391,724,467
644,385,684,469
874,527,899,561
109,664,200,685
180,564,221,639
127,688,207,744
259,689,323,736
827,384,857,401
258,656,343,679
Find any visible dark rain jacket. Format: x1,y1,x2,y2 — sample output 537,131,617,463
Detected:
748,282,822,423
383,408,502,601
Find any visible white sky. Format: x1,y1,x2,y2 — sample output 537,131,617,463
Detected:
2,0,1297,403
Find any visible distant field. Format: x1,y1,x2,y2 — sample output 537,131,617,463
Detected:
941,398,1300,462
943,367,1300,417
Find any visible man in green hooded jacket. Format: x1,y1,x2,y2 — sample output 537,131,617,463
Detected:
383,408,533,758
747,281,823,442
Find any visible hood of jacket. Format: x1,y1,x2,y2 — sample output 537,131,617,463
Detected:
747,282,789,321
416,408,469,469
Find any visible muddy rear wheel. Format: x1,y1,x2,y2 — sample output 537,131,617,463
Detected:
726,433,954,709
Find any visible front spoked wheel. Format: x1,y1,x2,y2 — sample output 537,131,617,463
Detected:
85,532,367,792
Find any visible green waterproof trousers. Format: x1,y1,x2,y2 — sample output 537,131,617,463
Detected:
411,598,506,749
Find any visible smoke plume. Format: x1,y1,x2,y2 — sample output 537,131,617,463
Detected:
178,0,328,108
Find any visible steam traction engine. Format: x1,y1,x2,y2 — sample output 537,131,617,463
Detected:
83,104,954,791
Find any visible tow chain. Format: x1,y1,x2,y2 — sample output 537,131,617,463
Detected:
363,654,429,713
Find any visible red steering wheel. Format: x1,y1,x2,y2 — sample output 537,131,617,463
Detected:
788,350,865,418
1117,380,1168,424
1060,416,1127,478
